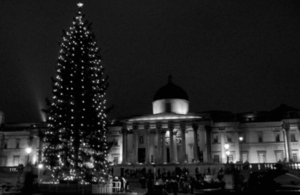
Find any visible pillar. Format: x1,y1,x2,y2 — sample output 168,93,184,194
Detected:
156,122,162,164
192,124,199,162
180,122,187,163
168,122,175,163
133,124,139,164
122,127,128,164
283,122,292,161
205,125,212,162
173,130,178,163
161,130,167,163
235,132,240,163
220,131,226,163
145,123,151,164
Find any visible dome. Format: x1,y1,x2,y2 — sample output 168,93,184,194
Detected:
153,75,189,101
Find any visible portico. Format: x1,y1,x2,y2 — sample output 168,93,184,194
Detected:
121,113,207,165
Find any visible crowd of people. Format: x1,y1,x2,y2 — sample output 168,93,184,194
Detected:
117,167,226,195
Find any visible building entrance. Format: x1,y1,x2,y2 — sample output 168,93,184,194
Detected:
138,148,146,163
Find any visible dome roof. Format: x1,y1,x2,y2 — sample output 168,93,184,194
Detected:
153,75,189,101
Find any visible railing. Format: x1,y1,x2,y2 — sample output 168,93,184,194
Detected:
92,182,122,194
0,166,18,172
225,162,300,172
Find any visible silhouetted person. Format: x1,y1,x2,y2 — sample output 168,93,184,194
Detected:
147,177,154,195
22,165,35,195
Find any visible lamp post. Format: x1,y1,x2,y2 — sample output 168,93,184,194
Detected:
153,165,156,184
239,136,243,163
25,147,32,165
38,163,43,184
224,144,230,163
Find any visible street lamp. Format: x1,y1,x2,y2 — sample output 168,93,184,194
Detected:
152,165,156,184
224,144,230,163
239,137,243,163
26,147,32,165
38,163,43,184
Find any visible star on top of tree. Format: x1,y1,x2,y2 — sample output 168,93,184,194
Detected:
77,2,83,8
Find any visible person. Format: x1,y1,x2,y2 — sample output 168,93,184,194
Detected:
146,177,154,195
22,164,35,195
121,176,127,192
171,177,179,195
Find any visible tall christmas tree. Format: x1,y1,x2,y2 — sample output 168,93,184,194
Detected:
43,3,109,183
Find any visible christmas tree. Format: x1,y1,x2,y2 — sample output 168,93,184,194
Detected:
43,3,109,183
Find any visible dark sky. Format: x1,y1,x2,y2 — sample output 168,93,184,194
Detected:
1,0,300,123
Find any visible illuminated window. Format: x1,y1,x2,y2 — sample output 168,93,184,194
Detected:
228,154,234,163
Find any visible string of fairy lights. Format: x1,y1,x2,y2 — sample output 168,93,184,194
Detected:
43,3,109,183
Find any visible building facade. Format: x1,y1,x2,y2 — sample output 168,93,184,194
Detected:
0,77,300,168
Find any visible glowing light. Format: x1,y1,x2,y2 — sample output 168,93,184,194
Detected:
224,144,229,150
77,2,84,8
26,147,32,154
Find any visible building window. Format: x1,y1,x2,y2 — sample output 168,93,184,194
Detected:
166,101,171,112
13,155,20,166
113,157,118,165
258,134,263,143
227,134,232,143
228,154,234,163
291,134,297,142
0,156,7,166
275,134,280,142
16,139,20,149
213,155,220,163
275,150,284,162
3,140,8,149
212,134,219,144
241,152,248,163
139,136,144,144
113,138,118,146
258,151,266,163
292,153,298,162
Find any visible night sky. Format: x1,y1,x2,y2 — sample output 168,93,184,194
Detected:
1,0,300,123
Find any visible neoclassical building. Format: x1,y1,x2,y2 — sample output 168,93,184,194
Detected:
106,76,300,166
1,76,300,168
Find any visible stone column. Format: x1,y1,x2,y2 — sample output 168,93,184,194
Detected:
173,130,178,163
282,122,292,161
122,127,128,164
235,131,240,163
161,130,167,163
205,125,212,162
180,122,187,163
169,122,175,163
192,124,199,162
220,130,226,163
133,124,139,164
145,123,151,164
156,122,162,163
